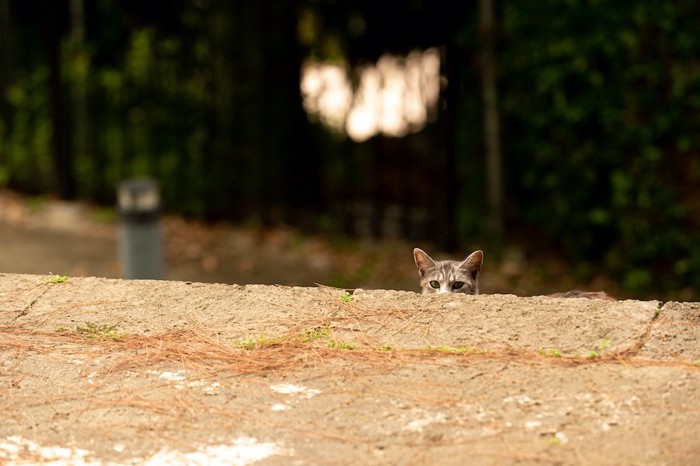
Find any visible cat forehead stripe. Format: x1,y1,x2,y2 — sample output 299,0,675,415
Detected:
414,249,482,296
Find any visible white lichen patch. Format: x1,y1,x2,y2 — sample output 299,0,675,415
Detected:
524,420,543,430
155,370,187,382
0,436,284,466
202,381,222,395
142,437,281,466
402,411,447,433
145,370,222,394
268,383,321,412
0,436,97,465
269,383,321,399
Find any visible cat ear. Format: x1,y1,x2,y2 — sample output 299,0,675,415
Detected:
459,250,483,279
413,248,436,277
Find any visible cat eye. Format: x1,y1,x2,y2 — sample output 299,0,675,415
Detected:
452,281,464,290
429,280,440,289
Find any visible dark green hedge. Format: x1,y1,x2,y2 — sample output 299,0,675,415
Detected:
0,1,698,297
497,0,700,295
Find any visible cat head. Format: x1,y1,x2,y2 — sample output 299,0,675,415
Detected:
413,248,483,295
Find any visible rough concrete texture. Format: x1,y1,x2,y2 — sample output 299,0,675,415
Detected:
1,273,698,465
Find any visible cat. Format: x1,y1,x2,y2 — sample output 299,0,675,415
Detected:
413,248,484,295
413,248,614,299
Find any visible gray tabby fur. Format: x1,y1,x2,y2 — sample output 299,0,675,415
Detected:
413,248,484,295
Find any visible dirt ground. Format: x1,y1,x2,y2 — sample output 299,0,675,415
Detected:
0,191,699,465
0,189,657,300
1,274,699,465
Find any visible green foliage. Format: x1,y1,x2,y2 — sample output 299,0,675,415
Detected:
47,274,70,283
427,345,474,354
76,322,123,340
236,335,276,350
327,340,354,350
583,337,613,359
539,348,562,358
1,67,53,192
1,1,699,299
299,326,332,342
598,338,612,351
499,0,700,296
1,1,307,219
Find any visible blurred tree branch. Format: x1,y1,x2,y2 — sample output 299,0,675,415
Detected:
41,0,75,199
479,0,503,238
0,0,13,114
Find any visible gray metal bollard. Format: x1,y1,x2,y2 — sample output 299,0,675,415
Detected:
117,179,164,279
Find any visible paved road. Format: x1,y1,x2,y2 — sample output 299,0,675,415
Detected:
0,224,120,278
